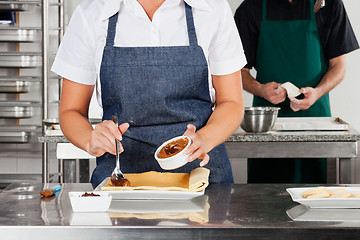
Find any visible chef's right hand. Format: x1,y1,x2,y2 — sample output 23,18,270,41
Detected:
260,82,286,105
87,120,130,157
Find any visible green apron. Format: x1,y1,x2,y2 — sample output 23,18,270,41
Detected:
248,0,331,183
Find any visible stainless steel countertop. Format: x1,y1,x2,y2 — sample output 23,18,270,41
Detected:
1,183,360,239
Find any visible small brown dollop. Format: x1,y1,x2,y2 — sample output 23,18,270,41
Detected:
111,177,131,187
158,138,189,159
40,189,55,197
81,192,100,197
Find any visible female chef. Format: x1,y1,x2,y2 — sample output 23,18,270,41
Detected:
52,0,246,188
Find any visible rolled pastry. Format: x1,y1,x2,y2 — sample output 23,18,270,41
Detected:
280,82,301,98
302,186,327,198
329,188,346,196
350,191,360,198
306,191,330,199
330,191,351,198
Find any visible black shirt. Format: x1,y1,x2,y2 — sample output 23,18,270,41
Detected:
234,0,359,69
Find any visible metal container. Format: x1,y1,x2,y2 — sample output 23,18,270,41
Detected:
0,101,40,118
43,118,102,127
0,76,39,93
0,26,41,42
0,80,29,93
240,107,280,133
0,131,30,143
0,125,40,143
0,1,40,11
0,52,41,68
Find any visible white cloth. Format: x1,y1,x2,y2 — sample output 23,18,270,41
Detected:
51,0,246,109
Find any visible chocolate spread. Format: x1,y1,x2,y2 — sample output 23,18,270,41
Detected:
81,192,100,197
111,177,131,187
158,138,189,159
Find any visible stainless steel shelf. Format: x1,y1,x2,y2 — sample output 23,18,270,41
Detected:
0,131,31,143
0,1,41,11
0,125,41,143
0,52,42,68
0,101,41,118
0,80,29,93
0,26,41,42
0,125,40,131
0,76,40,93
43,118,101,127
0,76,40,82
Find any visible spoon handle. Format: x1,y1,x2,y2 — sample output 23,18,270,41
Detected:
112,115,121,171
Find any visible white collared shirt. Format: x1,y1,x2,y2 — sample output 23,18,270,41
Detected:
51,0,246,107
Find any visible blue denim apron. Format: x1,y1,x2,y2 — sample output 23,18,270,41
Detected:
90,3,233,188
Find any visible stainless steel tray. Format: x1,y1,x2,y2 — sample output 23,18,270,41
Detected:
0,52,41,68
0,101,40,118
0,106,32,118
0,76,40,82
0,1,40,11
43,118,102,127
0,76,39,93
0,80,29,93
0,26,40,42
0,125,40,132
0,131,30,143
0,125,40,143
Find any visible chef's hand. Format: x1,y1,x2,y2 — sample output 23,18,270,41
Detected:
289,87,319,112
87,121,130,157
261,82,287,105
183,124,210,167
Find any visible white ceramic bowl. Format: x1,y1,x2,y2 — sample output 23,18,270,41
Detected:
69,191,112,212
154,136,192,170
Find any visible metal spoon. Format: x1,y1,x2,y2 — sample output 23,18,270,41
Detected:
110,115,129,186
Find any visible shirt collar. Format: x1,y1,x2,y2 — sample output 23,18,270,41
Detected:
100,0,211,21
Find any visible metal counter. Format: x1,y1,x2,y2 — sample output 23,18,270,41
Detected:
226,127,360,184
0,183,359,240
39,127,360,184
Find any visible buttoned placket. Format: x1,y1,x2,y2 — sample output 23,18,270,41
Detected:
150,12,161,46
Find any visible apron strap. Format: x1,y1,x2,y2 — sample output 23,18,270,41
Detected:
262,0,267,21
106,13,118,47
184,2,198,46
105,3,199,47
309,0,316,22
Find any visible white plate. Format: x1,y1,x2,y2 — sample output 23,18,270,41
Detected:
286,187,360,208
287,205,360,222
94,177,205,200
109,195,208,213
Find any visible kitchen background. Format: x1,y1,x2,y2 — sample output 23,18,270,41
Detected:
0,0,359,184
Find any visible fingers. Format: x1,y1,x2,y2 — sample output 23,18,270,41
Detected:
199,153,210,167
183,124,196,137
183,124,210,167
119,122,130,135
92,121,117,154
263,82,286,104
89,120,129,156
314,0,323,13
289,97,301,112
289,87,317,112
289,96,310,112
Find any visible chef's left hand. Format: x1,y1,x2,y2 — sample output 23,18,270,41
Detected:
183,124,210,167
289,87,319,112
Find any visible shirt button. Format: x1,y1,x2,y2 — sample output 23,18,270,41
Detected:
152,29,158,34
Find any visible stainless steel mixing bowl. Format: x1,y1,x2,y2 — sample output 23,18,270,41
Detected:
240,107,280,133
